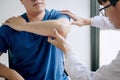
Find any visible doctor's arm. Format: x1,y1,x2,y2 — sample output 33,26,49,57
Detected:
47,29,95,80
48,29,120,80
61,10,114,29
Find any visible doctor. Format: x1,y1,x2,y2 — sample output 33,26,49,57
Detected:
48,0,120,80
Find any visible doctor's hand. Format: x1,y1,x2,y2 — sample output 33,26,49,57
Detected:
3,16,26,31
47,29,72,55
61,10,91,26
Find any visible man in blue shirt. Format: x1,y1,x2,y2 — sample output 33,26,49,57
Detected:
0,0,70,80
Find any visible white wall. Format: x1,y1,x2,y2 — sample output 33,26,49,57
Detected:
0,0,25,25
100,30,120,66
0,0,90,79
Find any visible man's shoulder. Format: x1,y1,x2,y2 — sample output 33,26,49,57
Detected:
45,9,69,20
45,9,60,15
0,25,16,37
46,9,59,12
0,25,13,31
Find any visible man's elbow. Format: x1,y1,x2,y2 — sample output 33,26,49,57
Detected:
58,23,71,38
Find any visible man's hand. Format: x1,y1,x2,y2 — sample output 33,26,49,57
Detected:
3,16,26,31
0,63,24,80
61,10,91,26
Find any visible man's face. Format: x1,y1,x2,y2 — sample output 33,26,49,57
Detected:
103,1,120,29
21,0,46,13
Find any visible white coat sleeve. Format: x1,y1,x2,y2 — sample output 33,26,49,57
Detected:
64,53,94,80
65,51,120,80
91,15,115,30
93,51,120,80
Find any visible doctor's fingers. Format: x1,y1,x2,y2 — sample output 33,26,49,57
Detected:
48,29,63,43
52,29,64,40
47,37,57,45
61,10,79,21
47,29,59,44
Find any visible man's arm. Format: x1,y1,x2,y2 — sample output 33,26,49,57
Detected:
23,18,71,37
4,16,71,38
0,52,24,80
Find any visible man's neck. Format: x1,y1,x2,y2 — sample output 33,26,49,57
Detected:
26,11,45,22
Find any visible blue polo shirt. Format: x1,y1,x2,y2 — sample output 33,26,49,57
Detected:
0,9,69,80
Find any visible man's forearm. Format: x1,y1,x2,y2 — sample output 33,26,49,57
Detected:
0,63,10,78
0,63,24,80
22,20,71,37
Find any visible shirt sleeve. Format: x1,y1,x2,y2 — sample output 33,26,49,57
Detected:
51,9,70,20
91,15,115,30
0,25,11,53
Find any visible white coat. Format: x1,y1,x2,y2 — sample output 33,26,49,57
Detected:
65,16,120,80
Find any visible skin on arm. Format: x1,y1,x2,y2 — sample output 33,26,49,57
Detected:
61,10,91,26
47,29,72,55
4,16,71,38
0,52,24,80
